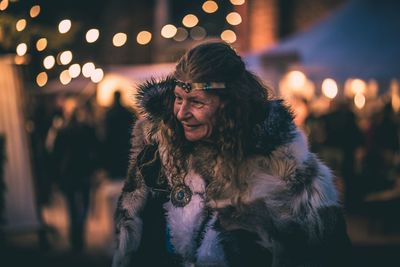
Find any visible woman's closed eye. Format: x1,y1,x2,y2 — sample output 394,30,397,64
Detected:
191,99,204,108
174,95,183,104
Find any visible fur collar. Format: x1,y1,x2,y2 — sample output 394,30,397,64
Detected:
136,78,296,155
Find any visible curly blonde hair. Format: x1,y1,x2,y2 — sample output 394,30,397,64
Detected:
161,42,271,202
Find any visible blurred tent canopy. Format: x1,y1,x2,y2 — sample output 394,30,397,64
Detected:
245,0,400,88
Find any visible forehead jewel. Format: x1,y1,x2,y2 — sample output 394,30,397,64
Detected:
174,79,225,93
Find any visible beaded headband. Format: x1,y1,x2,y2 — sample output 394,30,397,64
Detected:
174,79,226,93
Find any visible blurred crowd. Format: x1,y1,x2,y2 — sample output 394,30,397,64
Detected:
26,90,400,251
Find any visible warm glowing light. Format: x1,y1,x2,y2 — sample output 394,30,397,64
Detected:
90,68,104,83
112,32,127,47
36,72,48,87
220,30,237,43
136,31,152,45
82,62,95,78
14,55,26,65
43,55,55,69
321,78,338,99
86,29,99,43
30,5,40,18
174,27,188,42
226,12,242,25
16,43,27,56
367,79,378,99
60,50,73,65
202,1,218,13
182,14,199,28
287,70,306,89
354,93,365,109
68,64,81,78
161,24,177,38
350,79,366,95
58,19,71,34
390,79,400,112
60,70,72,85
36,38,47,51
230,0,245,5
190,26,206,40
0,0,9,11
16,19,27,32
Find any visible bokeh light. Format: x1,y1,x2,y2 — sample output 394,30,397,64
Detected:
182,14,199,28
136,31,152,45
30,5,40,18
202,1,218,13
174,27,188,42
220,30,237,43
16,19,27,32
112,32,127,47
36,38,47,51
36,72,48,87
60,70,72,85
58,19,72,34
43,55,55,69
68,64,81,78
16,43,27,56
161,24,177,38
86,29,100,43
226,12,242,25
82,62,95,78
190,26,206,40
321,78,338,99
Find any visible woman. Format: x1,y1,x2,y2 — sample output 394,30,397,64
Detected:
112,42,351,267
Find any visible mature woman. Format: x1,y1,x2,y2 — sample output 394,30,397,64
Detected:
112,42,351,267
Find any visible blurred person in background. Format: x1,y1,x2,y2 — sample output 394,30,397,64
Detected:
52,97,99,252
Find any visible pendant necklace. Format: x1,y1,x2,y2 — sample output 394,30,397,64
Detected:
170,183,192,207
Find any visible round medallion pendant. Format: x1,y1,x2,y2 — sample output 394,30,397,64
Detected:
170,184,192,207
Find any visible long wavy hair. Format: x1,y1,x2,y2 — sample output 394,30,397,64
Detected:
160,42,271,202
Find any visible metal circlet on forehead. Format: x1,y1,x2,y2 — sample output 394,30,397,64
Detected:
174,79,226,93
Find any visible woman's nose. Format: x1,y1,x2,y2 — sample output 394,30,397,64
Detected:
176,102,191,121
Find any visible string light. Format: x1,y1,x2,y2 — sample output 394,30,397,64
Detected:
36,72,48,87
86,29,99,43
182,14,199,28
190,26,206,40
29,5,40,18
82,62,95,78
36,38,47,51
60,50,73,65
220,30,237,43
174,27,188,42
16,43,27,56
230,0,245,5
136,31,152,45
202,1,218,13
161,24,177,38
112,32,127,47
59,70,72,85
16,19,27,32
58,19,72,34
226,12,242,25
90,68,104,83
0,0,9,11
68,63,81,78
43,55,55,69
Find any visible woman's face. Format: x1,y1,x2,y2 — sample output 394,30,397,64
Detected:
173,86,222,141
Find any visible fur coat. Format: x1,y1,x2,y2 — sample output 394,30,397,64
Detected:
112,78,351,267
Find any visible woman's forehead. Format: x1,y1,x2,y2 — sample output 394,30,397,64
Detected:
174,86,208,98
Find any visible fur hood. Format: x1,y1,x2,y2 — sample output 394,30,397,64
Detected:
112,78,350,267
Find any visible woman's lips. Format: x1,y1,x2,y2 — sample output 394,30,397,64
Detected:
182,124,200,130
